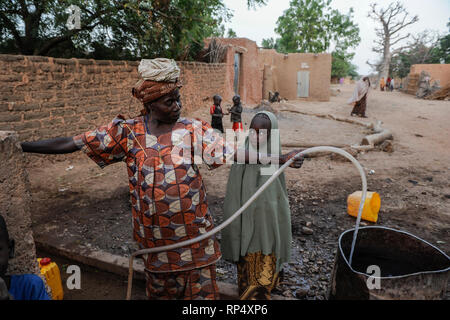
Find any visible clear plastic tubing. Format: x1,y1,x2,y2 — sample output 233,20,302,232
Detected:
126,146,367,299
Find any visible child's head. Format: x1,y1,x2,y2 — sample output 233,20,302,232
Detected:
232,95,240,105
213,95,222,106
0,216,14,277
249,113,271,150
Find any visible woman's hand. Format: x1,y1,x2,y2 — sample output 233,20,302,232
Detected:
281,150,304,168
21,136,79,154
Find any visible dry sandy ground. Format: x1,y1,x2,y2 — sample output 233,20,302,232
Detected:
25,84,450,299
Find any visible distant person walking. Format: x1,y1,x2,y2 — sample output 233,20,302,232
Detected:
348,77,370,118
390,78,395,92
386,77,391,92
380,77,385,91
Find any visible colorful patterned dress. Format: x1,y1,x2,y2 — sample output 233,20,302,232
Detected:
73,115,233,299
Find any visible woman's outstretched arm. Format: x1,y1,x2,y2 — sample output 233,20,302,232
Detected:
21,137,79,154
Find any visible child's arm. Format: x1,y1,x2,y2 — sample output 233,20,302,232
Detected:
211,105,223,118
233,149,304,168
229,106,241,115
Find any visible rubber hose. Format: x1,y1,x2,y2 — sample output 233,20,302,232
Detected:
126,147,367,299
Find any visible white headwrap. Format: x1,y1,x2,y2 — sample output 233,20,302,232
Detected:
138,58,180,83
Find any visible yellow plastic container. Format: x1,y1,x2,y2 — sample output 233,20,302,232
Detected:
37,258,64,300
347,191,381,223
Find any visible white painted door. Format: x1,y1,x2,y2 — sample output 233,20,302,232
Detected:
297,71,310,98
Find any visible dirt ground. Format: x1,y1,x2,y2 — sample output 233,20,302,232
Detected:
36,248,147,300
27,84,450,300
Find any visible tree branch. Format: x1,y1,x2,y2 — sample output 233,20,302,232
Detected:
367,59,382,68
36,22,100,55
390,33,410,46
391,44,414,54
0,9,22,15
17,0,29,16
391,15,418,35
0,11,24,49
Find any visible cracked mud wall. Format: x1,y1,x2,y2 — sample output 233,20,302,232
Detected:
0,131,40,275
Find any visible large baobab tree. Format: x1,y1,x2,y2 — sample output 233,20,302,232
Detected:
367,1,418,82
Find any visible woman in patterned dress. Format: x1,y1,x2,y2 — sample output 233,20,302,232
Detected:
20,58,304,300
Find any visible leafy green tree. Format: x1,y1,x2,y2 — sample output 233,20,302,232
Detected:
389,53,411,78
264,0,360,78
428,20,450,64
331,47,356,79
347,63,358,79
261,37,282,51
226,28,237,38
0,0,267,60
274,0,360,53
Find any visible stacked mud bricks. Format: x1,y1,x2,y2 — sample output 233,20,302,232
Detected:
0,54,227,141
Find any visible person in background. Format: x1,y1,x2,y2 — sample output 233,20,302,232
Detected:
269,91,281,103
0,216,50,300
221,111,304,300
210,94,224,133
229,95,243,131
386,77,391,92
380,77,385,91
348,76,371,118
390,78,395,92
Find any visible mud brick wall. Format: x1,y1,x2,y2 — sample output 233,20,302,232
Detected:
0,54,226,141
258,49,332,102
0,131,40,275
206,38,332,103
410,64,450,88
179,61,227,111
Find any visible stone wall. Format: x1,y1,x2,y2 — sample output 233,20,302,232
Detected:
0,54,226,141
0,131,40,275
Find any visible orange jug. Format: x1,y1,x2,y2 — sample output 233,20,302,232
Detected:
347,191,381,223
38,258,64,300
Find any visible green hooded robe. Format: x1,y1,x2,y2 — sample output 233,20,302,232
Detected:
221,111,292,272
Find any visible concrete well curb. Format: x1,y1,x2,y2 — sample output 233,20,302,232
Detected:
35,240,292,300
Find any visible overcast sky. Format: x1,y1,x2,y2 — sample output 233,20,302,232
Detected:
223,0,450,75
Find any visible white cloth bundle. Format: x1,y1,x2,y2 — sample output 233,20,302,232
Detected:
138,58,180,83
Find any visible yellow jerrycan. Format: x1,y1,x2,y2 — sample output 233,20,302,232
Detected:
347,191,381,223
37,258,64,300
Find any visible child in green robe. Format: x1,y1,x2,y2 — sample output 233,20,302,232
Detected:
221,111,303,300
